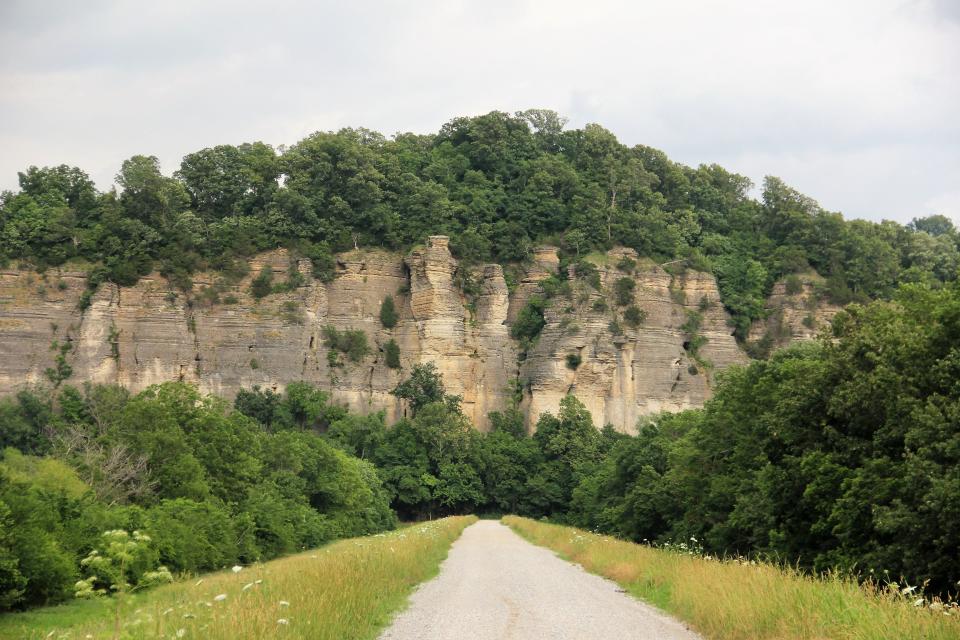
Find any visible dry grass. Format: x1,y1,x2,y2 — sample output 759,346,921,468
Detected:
503,516,960,640
1,516,476,640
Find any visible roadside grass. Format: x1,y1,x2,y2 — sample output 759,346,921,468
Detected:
0,515,476,640
503,516,960,640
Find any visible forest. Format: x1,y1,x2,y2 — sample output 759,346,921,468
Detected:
1,110,958,339
0,111,958,610
1,278,959,608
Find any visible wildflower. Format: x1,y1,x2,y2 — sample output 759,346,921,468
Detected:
255,579,263,584
279,600,290,607
213,594,227,602
902,585,917,595
195,579,204,586
231,565,243,573
183,613,195,619
913,598,925,607
277,618,289,625
162,608,174,615
176,629,186,638
242,583,254,591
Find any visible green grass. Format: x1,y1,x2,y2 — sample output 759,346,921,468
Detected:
503,516,960,640
0,516,476,640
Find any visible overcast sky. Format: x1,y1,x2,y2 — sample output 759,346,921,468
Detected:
1,0,957,223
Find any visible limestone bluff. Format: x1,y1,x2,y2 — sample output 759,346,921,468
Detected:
0,236,835,432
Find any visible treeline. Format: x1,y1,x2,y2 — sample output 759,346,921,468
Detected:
568,282,960,595
0,383,394,610
2,110,958,336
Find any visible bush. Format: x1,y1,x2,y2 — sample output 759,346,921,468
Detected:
250,266,273,299
591,298,608,313
380,296,398,329
565,353,582,370
384,339,401,369
623,305,646,328
613,277,635,306
784,274,804,295
510,296,547,346
616,256,636,273
574,260,601,290
323,326,370,363
145,499,245,573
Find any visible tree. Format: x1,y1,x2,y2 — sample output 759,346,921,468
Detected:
391,363,460,416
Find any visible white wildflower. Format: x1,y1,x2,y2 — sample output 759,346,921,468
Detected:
255,579,263,584
242,583,254,591
213,594,227,602
902,585,917,595
162,607,174,615
176,629,186,638
195,579,204,586
231,565,243,573
277,618,289,625
913,597,925,607
279,600,290,607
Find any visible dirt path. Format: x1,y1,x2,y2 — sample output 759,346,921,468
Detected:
379,520,702,640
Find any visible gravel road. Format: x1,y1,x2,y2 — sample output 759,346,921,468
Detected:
379,520,702,640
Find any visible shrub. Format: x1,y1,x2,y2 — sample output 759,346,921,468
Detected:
608,320,623,336
623,305,647,328
380,296,398,329
250,266,273,299
613,277,635,306
385,339,401,369
565,353,582,370
510,296,547,346
616,256,636,273
323,326,370,363
591,298,608,313
574,260,601,290
784,274,804,296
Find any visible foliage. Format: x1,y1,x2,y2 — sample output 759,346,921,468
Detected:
249,266,273,299
510,295,547,348
613,276,636,306
623,305,646,328
379,295,398,328
0,517,476,640
2,111,956,338
568,283,960,596
0,381,394,612
323,326,370,363
384,339,401,369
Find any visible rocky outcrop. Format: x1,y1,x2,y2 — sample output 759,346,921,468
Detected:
0,239,820,433
746,272,842,353
520,248,748,433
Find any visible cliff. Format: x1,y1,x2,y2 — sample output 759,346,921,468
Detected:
0,237,818,433
746,272,842,354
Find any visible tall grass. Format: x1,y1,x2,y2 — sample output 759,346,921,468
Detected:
503,516,960,640
0,516,476,640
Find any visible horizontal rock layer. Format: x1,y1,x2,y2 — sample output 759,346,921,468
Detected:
0,239,816,433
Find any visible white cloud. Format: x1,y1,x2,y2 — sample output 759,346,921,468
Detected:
0,0,956,224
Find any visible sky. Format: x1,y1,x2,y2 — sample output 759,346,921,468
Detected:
1,0,958,224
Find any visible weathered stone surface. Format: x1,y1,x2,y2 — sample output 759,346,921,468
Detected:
746,272,842,350
0,239,826,432
520,248,749,434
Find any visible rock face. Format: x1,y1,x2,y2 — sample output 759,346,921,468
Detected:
520,248,748,433
0,238,817,433
746,272,842,353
